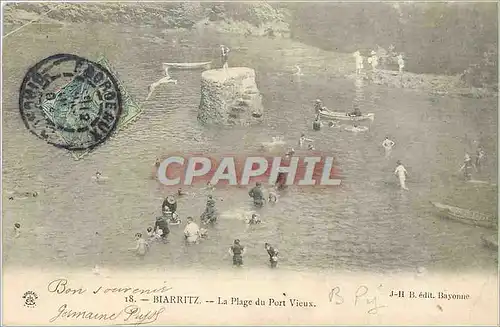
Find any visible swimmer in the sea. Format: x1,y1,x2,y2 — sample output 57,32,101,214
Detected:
298,133,313,148
199,228,209,240
8,191,38,200
268,187,279,203
247,213,262,225
205,182,215,191
13,223,21,238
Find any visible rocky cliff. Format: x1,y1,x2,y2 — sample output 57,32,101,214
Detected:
198,67,264,126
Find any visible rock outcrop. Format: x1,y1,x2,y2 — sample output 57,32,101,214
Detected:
198,67,264,125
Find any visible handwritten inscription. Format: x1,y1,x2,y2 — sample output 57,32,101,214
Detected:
47,279,172,296
49,304,165,325
329,285,387,314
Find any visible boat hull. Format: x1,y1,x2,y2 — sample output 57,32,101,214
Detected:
430,201,498,230
319,111,375,121
163,62,211,70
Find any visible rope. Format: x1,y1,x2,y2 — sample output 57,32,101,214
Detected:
3,4,61,39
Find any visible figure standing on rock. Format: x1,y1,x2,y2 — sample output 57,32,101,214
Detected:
397,54,405,74
220,44,230,70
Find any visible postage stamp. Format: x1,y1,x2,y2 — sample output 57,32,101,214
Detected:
19,53,123,151
70,56,144,160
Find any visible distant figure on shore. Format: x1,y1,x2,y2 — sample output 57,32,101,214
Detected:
229,239,245,267
459,153,476,180
353,51,364,75
394,160,409,190
265,243,279,268
368,50,379,71
146,66,177,100
382,137,395,158
220,44,230,70
397,54,405,74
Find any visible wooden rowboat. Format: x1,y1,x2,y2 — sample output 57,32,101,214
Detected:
162,61,211,70
430,201,498,230
319,110,375,122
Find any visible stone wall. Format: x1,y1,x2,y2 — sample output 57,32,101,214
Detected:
198,67,264,125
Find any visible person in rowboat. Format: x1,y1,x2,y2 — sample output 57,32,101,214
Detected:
348,104,362,117
146,66,177,100
314,99,328,115
220,45,230,70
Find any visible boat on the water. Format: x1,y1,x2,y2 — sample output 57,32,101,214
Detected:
344,125,369,133
467,179,497,187
162,62,211,70
481,234,498,250
430,201,498,230
319,110,375,122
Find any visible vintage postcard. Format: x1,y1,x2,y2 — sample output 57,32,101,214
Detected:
2,1,498,325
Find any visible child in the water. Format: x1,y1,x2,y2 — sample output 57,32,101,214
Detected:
247,213,262,225
131,233,149,257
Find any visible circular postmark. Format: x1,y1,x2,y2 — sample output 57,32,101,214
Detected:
19,54,123,151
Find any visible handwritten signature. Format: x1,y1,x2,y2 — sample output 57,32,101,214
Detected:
49,303,165,325
329,285,387,314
